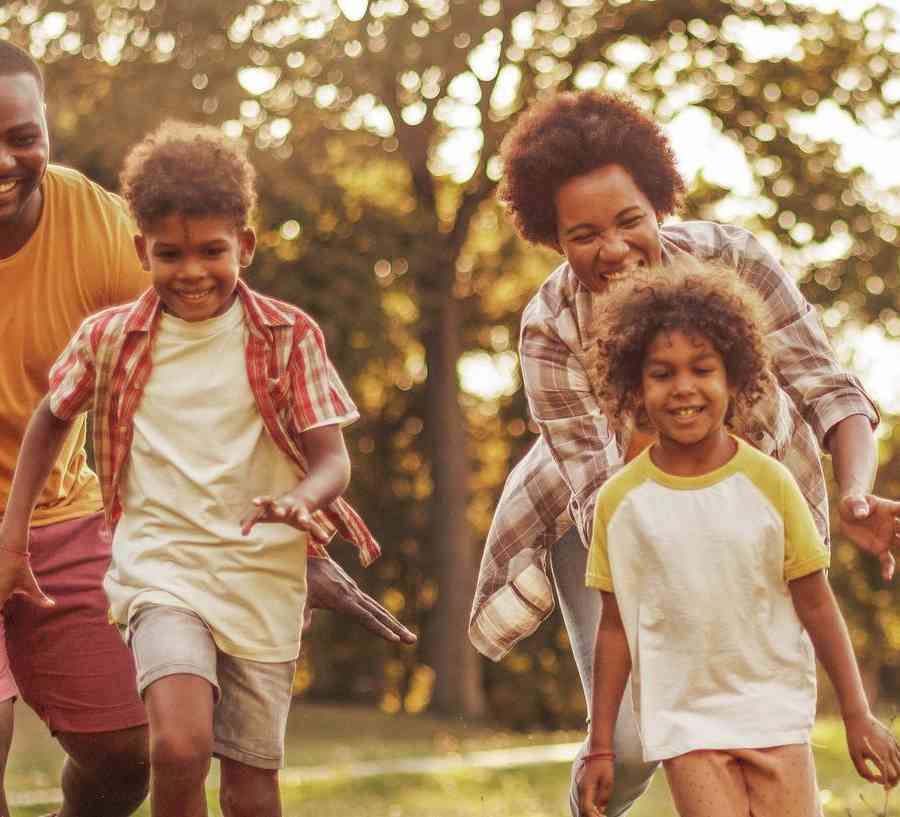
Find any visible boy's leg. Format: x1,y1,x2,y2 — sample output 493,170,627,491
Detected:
4,514,149,817
663,750,751,817
739,744,822,817
213,653,296,817
550,528,657,817
131,605,219,817
219,759,280,817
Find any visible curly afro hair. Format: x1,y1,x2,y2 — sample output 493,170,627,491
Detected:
120,120,257,232
595,257,773,431
497,91,686,249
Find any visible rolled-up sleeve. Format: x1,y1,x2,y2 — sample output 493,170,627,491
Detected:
47,318,98,420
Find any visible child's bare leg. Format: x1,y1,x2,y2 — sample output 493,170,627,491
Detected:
144,674,214,817
0,697,13,817
219,757,280,817
663,749,751,817
740,744,822,817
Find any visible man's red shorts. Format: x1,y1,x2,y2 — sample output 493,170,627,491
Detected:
4,512,147,734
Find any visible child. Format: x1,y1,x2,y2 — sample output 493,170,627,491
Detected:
576,258,900,817
0,121,380,817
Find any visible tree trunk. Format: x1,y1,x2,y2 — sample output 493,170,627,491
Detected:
423,263,486,718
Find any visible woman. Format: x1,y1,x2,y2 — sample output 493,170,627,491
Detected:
470,90,899,817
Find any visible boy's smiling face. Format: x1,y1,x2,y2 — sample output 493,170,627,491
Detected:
135,213,255,322
640,328,732,450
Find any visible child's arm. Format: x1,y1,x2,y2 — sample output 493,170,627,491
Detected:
241,423,351,540
577,591,630,817
790,570,900,786
0,396,74,607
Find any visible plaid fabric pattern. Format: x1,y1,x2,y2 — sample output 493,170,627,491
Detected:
470,221,879,661
48,280,380,566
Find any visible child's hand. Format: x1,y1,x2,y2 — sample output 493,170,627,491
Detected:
845,712,900,788
240,492,330,540
575,753,614,816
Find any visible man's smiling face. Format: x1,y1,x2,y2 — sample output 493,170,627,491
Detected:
0,72,49,234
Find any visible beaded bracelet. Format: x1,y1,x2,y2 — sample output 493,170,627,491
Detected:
581,750,616,764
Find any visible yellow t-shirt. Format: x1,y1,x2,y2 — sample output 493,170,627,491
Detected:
0,165,149,526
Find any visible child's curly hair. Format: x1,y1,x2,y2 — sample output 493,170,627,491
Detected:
120,120,257,231
596,257,773,430
496,91,686,249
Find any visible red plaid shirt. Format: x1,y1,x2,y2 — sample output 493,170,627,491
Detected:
47,279,380,566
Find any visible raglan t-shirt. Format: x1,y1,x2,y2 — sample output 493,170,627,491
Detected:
0,165,147,526
586,438,829,762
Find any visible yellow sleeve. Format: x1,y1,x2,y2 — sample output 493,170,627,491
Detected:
782,466,830,581
105,193,151,307
586,488,614,591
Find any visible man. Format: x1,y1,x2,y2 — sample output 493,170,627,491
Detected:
0,40,413,817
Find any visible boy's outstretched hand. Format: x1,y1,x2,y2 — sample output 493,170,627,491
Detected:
845,712,900,788
576,755,613,817
241,492,330,541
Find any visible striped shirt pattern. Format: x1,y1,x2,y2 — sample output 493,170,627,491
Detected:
48,279,380,566
469,221,879,661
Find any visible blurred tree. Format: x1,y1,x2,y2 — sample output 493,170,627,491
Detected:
4,0,900,721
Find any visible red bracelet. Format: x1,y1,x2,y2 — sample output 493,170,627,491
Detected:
0,545,29,559
581,750,616,763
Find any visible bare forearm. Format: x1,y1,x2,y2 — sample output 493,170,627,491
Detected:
1,398,74,544
589,592,632,750
791,572,870,721
828,414,877,498
291,450,350,512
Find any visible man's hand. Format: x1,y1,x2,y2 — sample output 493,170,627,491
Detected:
304,555,417,645
838,494,900,582
0,548,53,609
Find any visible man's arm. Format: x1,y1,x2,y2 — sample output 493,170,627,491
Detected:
305,556,417,644
827,414,899,581
0,396,74,606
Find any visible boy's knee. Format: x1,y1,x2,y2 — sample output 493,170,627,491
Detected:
150,729,212,782
220,766,279,817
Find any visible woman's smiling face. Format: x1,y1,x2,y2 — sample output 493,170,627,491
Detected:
555,164,663,293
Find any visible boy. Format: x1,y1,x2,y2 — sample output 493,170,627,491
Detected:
0,121,379,817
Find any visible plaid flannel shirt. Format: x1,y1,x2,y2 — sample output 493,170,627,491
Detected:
470,221,879,661
47,279,380,566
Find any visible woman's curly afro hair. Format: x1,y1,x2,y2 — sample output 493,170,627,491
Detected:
497,91,686,249
595,257,774,430
120,120,257,231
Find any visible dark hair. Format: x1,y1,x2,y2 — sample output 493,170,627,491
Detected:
497,91,686,249
596,257,772,431
119,120,257,232
0,40,44,95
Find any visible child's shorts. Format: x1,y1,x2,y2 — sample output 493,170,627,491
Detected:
129,604,296,769
663,743,822,817
0,615,17,704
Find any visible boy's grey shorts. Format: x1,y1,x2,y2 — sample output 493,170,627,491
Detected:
129,604,296,769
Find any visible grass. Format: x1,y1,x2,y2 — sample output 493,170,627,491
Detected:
7,702,899,816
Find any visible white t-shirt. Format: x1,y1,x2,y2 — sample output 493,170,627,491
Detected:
586,438,830,762
105,299,309,662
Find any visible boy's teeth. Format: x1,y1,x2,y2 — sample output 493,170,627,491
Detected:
0,180,16,193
